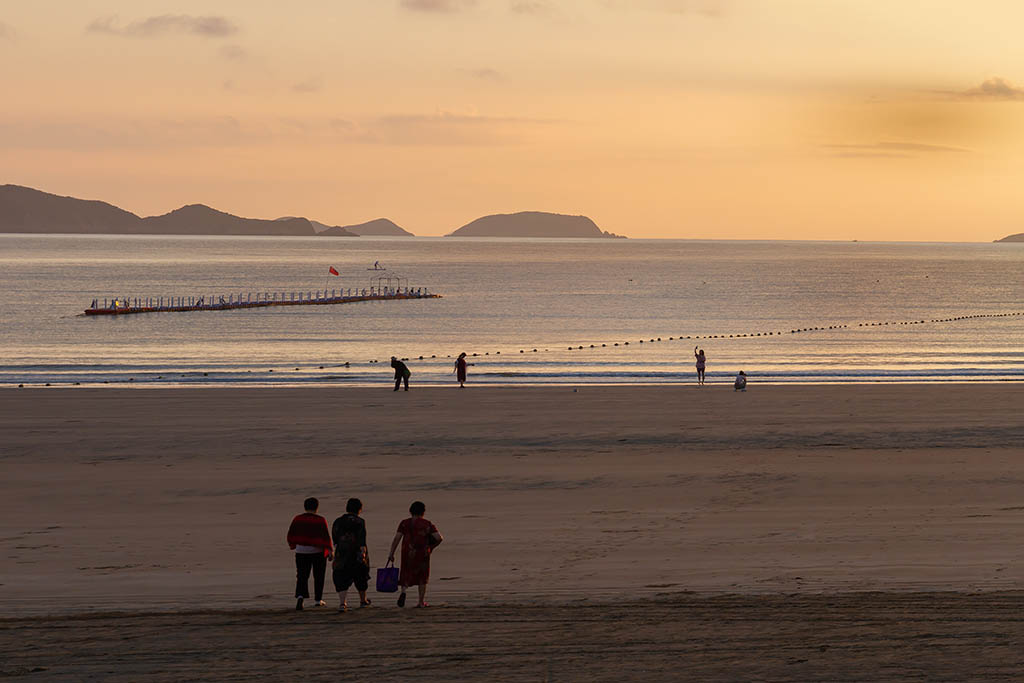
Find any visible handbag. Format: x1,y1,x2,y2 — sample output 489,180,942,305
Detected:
376,558,399,593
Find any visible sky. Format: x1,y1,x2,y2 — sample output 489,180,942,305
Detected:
2,1,1024,240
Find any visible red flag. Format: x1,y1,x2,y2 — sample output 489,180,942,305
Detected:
328,266,339,276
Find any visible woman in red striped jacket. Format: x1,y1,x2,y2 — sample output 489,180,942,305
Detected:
287,497,333,610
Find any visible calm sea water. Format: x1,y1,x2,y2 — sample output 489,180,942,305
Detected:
1,234,1022,386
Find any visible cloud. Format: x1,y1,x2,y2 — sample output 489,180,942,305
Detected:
460,67,503,81
399,0,476,12
291,78,324,93
510,0,553,14
362,110,556,145
959,77,1024,102
219,44,247,60
600,0,728,17
0,109,559,151
824,141,971,159
0,21,16,40
87,15,238,38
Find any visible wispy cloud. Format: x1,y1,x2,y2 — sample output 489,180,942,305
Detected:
0,109,559,151
399,0,477,12
219,44,247,60
824,141,971,159
0,21,16,40
600,0,728,17
291,78,324,94
460,67,504,81
959,77,1024,102
366,110,545,145
510,0,554,14
87,15,238,38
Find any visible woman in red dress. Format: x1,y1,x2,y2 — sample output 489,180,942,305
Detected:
388,500,443,607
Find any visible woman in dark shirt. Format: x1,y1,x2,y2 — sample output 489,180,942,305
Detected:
332,497,371,611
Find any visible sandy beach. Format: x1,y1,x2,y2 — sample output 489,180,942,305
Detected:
3,384,1024,679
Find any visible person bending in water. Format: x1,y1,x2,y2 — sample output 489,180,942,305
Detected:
734,370,747,391
694,347,707,385
391,357,411,391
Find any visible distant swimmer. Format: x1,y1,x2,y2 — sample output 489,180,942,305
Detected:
694,347,706,385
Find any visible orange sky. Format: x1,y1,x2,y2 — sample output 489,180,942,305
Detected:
2,1,1024,239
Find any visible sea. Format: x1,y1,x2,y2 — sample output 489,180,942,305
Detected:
1,234,1022,387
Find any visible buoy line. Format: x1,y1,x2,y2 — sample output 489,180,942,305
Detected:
292,310,1024,373
16,310,1022,386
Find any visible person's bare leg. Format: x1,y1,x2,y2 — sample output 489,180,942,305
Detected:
337,590,348,611
358,589,369,606
417,583,427,607
398,585,407,607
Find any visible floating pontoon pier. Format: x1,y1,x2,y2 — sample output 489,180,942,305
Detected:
85,286,440,316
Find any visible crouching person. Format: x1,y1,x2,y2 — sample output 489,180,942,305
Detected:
734,370,747,391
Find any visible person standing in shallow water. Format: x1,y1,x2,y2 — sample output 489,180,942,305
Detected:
389,501,443,608
694,347,707,385
332,498,371,612
286,497,333,610
391,356,410,391
454,352,472,388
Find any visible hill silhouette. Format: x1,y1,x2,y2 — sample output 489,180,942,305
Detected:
0,185,144,233
145,205,328,236
447,211,624,238
0,185,356,236
335,218,413,236
995,233,1024,242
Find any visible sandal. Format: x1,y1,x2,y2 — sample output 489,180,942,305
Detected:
397,593,406,607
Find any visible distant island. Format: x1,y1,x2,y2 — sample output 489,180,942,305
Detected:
0,185,410,237
329,218,414,237
1,185,623,239
995,233,1024,242
447,211,625,238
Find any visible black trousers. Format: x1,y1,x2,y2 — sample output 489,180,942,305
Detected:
295,552,327,600
394,375,409,390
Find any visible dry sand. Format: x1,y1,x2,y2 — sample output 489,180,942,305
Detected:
2,384,1024,680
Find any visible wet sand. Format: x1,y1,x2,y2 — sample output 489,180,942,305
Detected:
2,384,1024,679
4,593,1024,681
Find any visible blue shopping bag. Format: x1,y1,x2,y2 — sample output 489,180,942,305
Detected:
376,559,399,593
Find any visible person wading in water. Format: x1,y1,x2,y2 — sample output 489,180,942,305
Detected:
391,357,411,391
